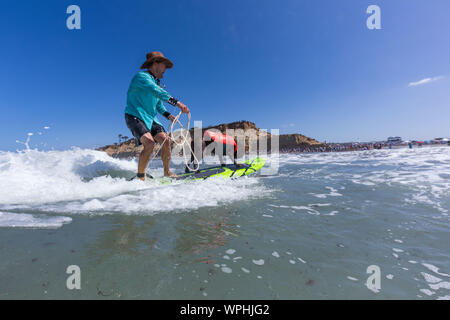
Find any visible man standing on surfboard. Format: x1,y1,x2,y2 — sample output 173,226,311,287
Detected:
124,51,189,180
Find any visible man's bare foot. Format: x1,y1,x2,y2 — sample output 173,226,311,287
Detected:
164,171,178,178
135,172,153,181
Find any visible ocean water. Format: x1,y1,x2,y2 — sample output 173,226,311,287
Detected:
0,146,449,299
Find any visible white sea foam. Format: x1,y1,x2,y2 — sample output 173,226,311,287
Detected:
268,203,336,216
297,257,306,264
422,263,450,277
421,272,442,284
221,267,232,274
0,149,271,216
277,147,450,216
241,268,250,273
0,212,71,228
252,259,265,266
429,282,450,291
420,289,435,296
277,205,320,215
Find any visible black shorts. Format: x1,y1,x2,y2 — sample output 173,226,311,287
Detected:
125,113,166,145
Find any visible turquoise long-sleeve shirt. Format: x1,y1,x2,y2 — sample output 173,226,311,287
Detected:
125,71,174,130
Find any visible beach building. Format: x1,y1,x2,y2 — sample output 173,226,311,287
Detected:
387,136,402,145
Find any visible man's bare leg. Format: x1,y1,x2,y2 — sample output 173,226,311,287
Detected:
138,133,155,181
155,132,178,178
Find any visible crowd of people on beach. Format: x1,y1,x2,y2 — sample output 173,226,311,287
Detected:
280,140,449,154
280,143,380,154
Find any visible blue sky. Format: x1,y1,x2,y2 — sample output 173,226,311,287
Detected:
0,0,449,151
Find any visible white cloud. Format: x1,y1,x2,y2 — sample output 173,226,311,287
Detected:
408,76,444,87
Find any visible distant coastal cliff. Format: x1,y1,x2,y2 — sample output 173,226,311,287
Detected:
97,120,327,159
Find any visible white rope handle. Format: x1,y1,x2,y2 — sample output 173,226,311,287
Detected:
150,111,200,173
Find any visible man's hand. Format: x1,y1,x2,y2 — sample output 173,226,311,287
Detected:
168,114,177,123
177,101,190,114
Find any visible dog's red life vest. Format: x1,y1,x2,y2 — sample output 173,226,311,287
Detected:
204,130,237,152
